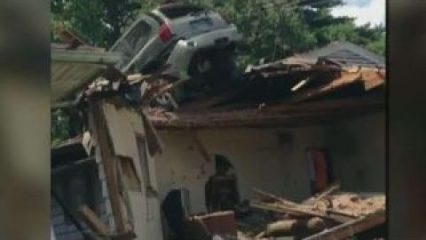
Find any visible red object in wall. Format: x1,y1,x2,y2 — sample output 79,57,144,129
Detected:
308,149,330,194
198,211,237,237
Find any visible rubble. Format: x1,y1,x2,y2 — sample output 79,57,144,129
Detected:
232,184,386,240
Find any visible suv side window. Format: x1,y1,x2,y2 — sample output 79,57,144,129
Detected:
111,18,154,69
125,20,153,54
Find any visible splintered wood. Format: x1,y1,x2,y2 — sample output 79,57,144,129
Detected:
249,186,385,240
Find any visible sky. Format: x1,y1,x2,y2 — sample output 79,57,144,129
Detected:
331,0,385,26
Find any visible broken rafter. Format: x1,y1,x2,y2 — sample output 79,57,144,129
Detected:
290,69,385,103
290,72,362,103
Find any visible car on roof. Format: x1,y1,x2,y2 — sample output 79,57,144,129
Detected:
109,2,242,82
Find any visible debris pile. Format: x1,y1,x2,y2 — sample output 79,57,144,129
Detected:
237,184,385,240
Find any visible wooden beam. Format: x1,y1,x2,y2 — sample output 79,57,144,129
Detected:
253,188,300,207
78,205,111,237
91,101,127,233
302,211,385,240
52,49,122,65
251,202,352,223
150,97,384,129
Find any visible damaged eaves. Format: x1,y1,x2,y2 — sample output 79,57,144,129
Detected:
51,44,123,105
149,97,384,129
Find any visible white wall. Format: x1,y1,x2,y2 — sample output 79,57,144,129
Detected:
154,112,385,214
324,112,385,192
98,102,164,240
155,127,325,214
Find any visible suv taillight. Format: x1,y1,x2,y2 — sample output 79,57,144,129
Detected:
159,24,172,42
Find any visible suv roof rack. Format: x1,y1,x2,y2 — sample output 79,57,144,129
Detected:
159,3,206,19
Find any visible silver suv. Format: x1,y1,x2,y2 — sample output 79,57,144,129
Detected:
110,3,242,81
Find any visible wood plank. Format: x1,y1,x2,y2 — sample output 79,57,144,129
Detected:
302,211,385,240
78,205,111,237
302,182,340,205
91,101,127,233
253,188,300,207
251,202,351,223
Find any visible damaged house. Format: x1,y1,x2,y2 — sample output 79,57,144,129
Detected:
51,41,386,240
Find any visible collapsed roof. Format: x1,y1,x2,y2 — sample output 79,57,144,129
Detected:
147,42,385,129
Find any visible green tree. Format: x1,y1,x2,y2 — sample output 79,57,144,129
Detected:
51,0,142,47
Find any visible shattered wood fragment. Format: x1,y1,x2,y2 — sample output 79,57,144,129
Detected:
264,218,327,237
251,202,326,219
361,70,385,90
302,182,340,205
302,211,385,240
264,219,298,237
78,205,110,237
253,188,300,207
290,72,362,103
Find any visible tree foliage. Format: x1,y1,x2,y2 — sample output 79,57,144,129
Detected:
51,0,142,47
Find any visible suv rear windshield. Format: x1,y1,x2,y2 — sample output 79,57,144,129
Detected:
159,3,206,19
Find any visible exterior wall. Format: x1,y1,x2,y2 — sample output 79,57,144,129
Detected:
155,112,385,214
155,127,325,214
100,102,163,240
324,112,385,192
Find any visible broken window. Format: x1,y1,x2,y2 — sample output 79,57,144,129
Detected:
205,154,240,213
52,161,102,224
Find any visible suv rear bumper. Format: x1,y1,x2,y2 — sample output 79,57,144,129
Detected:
165,25,242,79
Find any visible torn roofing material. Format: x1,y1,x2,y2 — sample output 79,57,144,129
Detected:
298,41,385,68
51,44,122,105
